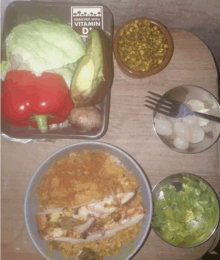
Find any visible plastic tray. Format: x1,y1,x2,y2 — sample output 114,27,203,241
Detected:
1,1,114,140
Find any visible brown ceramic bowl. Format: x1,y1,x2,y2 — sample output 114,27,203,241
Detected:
113,17,174,78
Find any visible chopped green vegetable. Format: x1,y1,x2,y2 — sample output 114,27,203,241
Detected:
152,175,219,247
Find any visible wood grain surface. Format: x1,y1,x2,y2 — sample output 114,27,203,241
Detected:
1,29,219,260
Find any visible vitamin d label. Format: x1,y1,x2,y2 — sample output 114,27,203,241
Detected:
71,6,103,37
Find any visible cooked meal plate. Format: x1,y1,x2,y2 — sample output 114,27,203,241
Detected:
35,150,146,259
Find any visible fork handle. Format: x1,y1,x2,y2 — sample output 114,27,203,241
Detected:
194,111,220,123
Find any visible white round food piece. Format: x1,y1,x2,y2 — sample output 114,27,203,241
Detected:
198,117,209,127
187,99,205,112
154,113,167,120
174,121,190,139
173,137,189,150
196,108,210,127
166,116,180,125
190,128,205,143
183,115,198,126
154,118,173,136
202,123,212,133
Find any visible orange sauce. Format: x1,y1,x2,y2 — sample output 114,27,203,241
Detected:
36,150,138,210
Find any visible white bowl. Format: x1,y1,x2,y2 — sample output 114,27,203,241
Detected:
24,141,153,260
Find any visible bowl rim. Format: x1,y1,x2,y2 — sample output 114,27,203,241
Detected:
152,84,220,154
113,17,174,78
24,141,153,260
151,172,220,248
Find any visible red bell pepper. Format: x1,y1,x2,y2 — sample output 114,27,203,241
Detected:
1,71,74,132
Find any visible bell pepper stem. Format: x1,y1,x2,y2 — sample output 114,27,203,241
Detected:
32,115,50,133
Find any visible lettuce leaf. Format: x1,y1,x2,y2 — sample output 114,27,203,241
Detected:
51,66,75,89
6,19,86,76
0,60,10,81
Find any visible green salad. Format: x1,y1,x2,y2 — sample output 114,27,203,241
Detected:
152,175,219,247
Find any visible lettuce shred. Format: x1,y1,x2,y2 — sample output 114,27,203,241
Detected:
152,175,219,247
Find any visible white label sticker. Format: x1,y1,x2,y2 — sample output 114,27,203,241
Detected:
71,6,103,37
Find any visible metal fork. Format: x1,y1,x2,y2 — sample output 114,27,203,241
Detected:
145,91,220,123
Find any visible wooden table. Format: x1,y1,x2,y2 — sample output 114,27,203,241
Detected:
1,29,219,260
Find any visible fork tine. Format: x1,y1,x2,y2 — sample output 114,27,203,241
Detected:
146,95,171,107
145,100,171,112
144,104,170,116
147,91,182,105
147,91,171,102
148,91,163,98
147,91,174,104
